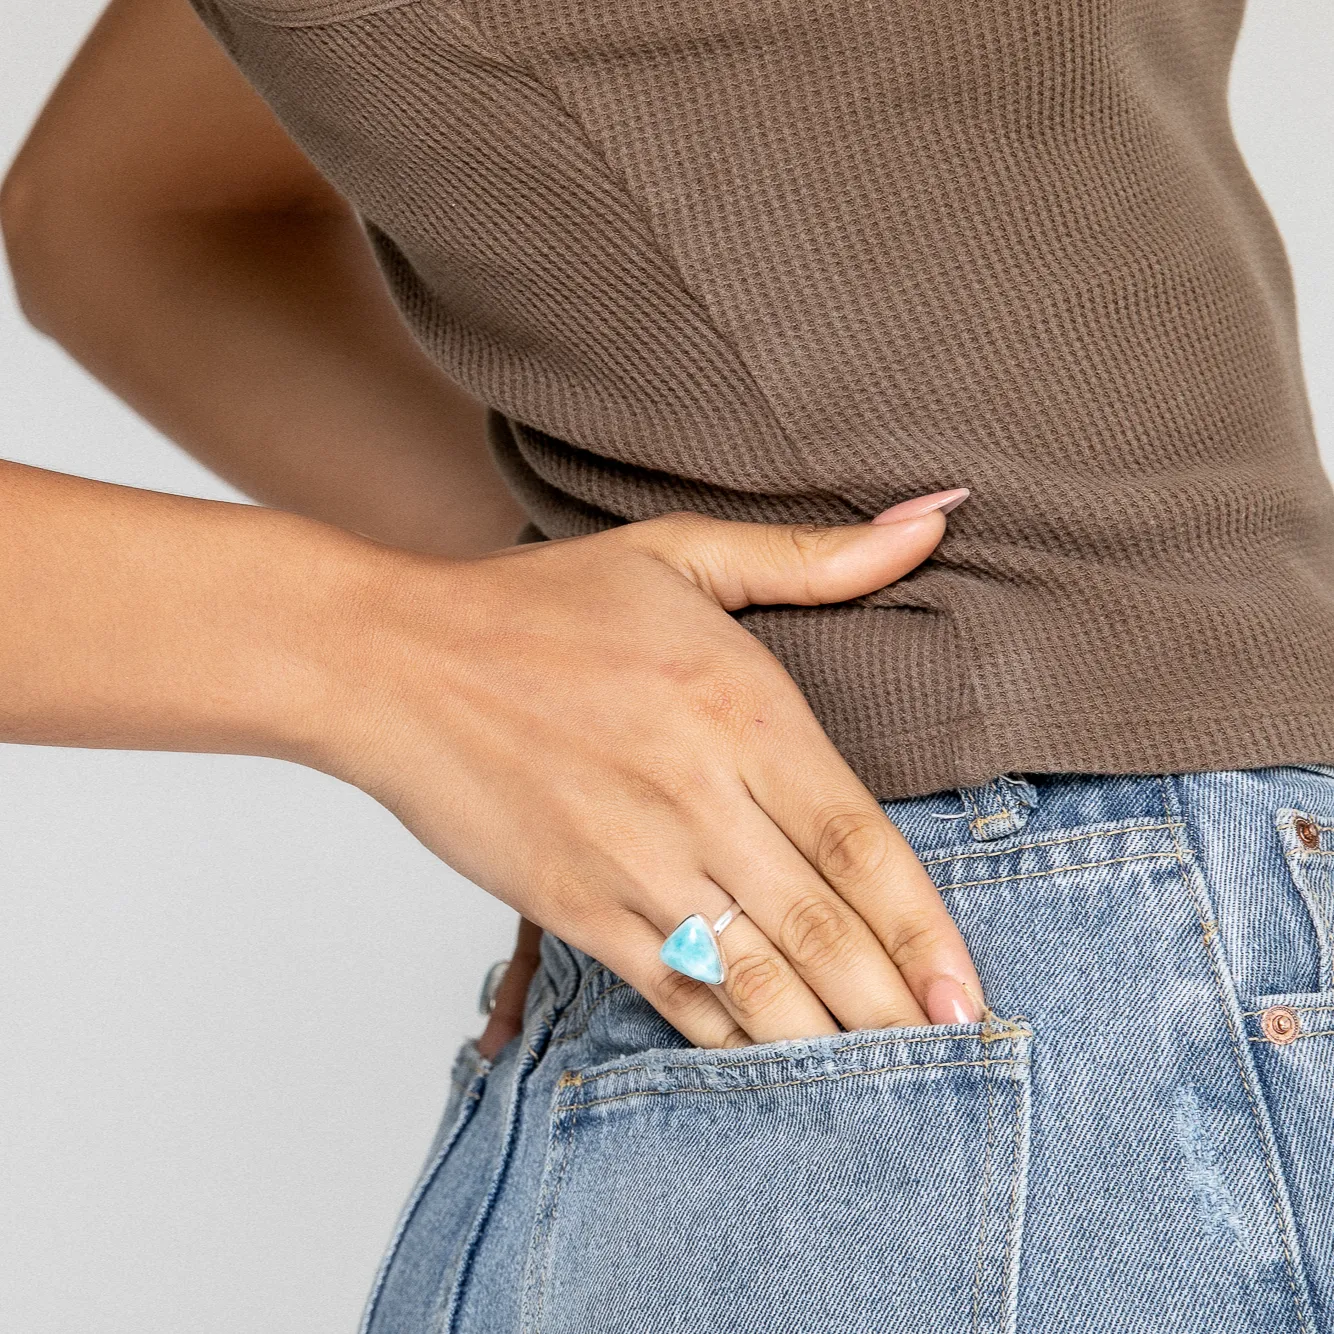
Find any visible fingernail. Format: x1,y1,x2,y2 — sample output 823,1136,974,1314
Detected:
872,488,970,524
925,976,984,1026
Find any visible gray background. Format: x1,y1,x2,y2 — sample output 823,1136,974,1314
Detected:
2,3,1332,1331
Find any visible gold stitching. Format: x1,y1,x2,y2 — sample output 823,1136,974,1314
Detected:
565,1057,1030,1111
1248,1030,1334,1044
570,1025,1033,1087
920,821,1182,868
940,852,1178,892
999,1066,1026,1333
970,1071,997,1334
1242,1004,1334,1017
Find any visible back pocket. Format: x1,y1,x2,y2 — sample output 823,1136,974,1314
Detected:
520,1017,1032,1334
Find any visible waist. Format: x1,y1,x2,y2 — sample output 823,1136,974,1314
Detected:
535,765,1334,1012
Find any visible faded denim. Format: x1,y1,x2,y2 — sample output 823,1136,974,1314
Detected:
362,768,1334,1333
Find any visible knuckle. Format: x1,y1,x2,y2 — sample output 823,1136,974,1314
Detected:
779,893,858,973
813,804,891,884
645,964,712,1015
782,524,838,601
623,753,706,810
724,951,788,1017
536,865,598,923
686,668,763,732
882,913,951,964
785,522,837,558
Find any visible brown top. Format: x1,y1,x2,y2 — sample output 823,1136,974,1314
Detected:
190,0,1334,799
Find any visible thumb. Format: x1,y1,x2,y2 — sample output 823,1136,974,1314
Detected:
629,488,969,610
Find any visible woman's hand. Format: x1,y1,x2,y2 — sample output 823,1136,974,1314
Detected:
329,493,983,1050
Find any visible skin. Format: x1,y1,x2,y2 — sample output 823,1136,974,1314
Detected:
1,0,984,1061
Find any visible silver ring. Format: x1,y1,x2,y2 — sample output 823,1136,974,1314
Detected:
477,958,509,1015
658,898,744,985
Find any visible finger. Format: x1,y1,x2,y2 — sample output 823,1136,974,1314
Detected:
742,715,984,1026
640,884,840,1043
620,492,967,611
585,912,749,1050
704,800,926,1030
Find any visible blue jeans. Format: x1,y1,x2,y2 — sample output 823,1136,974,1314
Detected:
362,767,1334,1334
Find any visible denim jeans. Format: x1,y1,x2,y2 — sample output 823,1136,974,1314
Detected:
361,767,1334,1334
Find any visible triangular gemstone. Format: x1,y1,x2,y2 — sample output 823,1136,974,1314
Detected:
659,914,724,984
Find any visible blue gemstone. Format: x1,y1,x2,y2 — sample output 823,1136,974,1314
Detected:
659,914,724,984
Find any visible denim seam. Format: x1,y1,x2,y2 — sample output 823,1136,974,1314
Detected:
959,784,1017,840
534,1103,577,1334
440,1003,567,1334
920,821,1183,867
970,1073,998,1334
941,851,1178,892
548,981,631,1046
1248,1030,1334,1044
1159,777,1314,1334
999,1063,1028,1334
520,1092,579,1334
567,1024,1032,1087
1243,1004,1334,1016
559,1057,1030,1111
357,1064,490,1334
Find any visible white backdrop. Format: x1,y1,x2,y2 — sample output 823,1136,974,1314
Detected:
2,4,1333,1331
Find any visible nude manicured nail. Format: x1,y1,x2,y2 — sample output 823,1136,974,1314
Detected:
871,487,970,524
925,976,984,1026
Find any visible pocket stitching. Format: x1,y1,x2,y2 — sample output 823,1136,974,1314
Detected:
969,1074,998,1334
943,851,1178,893
530,1050,1031,1334
565,1022,1031,1089
523,1098,580,1334
996,1065,1027,1334
560,1054,1030,1112
920,818,1182,867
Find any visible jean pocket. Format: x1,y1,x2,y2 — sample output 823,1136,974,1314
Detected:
520,1017,1032,1334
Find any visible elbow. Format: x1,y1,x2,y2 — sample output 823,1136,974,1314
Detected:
2,150,83,336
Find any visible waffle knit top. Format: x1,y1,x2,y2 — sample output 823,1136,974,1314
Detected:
189,0,1334,799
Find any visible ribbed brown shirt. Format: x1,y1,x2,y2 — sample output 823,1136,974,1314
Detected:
191,0,1334,799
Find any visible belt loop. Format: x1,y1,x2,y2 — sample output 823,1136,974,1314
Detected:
957,773,1039,841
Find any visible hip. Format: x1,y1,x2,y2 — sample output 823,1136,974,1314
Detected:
363,766,1334,1334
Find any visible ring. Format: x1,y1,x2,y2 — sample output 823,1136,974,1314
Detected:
659,898,744,985
477,958,509,1015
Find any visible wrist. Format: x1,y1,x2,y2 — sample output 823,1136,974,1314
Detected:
277,522,452,786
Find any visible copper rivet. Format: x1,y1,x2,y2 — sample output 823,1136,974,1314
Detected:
1295,817,1321,850
1261,1005,1300,1045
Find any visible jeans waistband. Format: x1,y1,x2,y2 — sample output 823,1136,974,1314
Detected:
531,765,1334,1014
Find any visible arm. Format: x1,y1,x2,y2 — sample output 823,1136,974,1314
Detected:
0,453,983,1048
1,0,523,558
2,0,985,1053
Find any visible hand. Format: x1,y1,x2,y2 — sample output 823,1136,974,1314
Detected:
329,492,983,1049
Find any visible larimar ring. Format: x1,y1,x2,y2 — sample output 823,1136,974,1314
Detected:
659,898,744,986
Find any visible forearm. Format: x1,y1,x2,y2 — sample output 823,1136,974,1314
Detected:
2,0,524,558
7,204,523,558
0,457,376,762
